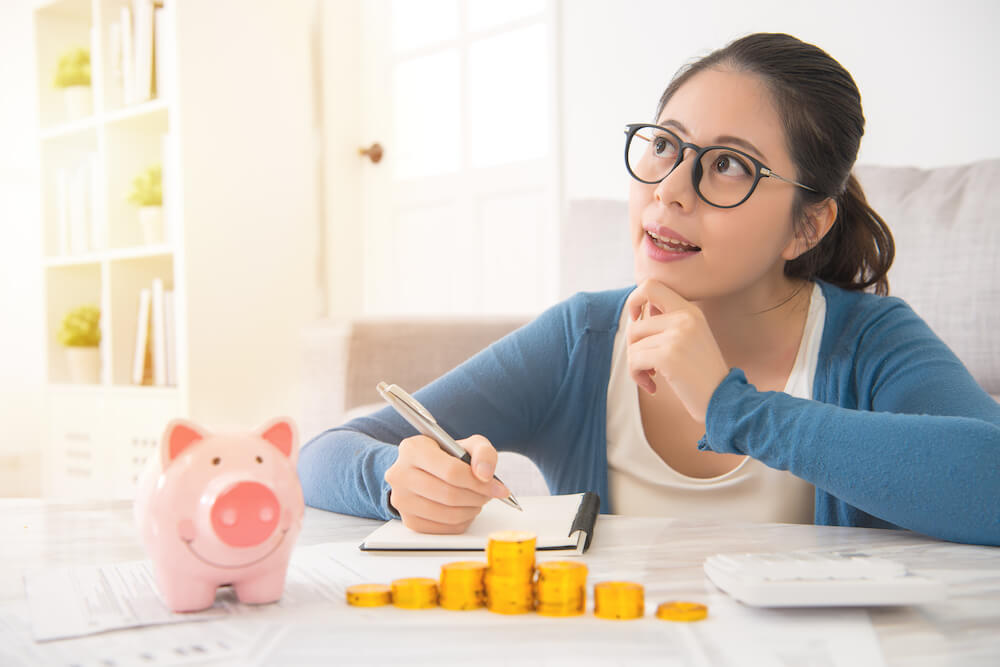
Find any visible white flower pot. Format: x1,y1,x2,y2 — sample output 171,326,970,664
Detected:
139,206,164,245
65,347,101,384
63,85,92,121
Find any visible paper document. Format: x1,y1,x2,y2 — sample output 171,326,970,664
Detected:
22,543,367,641
20,541,887,667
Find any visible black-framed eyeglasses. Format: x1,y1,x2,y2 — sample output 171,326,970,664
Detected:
624,123,819,208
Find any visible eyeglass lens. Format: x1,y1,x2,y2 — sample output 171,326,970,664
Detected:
627,127,757,207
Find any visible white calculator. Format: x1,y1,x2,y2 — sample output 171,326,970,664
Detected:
703,552,947,607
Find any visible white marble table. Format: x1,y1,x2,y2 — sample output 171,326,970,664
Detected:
1,499,998,666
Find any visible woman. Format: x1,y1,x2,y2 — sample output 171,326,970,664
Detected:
298,33,1000,546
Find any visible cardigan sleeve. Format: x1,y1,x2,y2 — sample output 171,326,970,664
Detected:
296,295,584,520
699,298,1000,546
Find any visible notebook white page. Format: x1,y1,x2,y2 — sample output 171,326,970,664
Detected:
360,494,589,553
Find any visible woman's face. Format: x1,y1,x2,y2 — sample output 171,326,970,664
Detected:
629,68,804,304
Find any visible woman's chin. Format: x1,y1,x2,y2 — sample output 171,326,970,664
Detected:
631,267,707,302
634,262,678,289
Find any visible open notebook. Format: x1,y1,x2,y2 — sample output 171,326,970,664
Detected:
359,492,600,554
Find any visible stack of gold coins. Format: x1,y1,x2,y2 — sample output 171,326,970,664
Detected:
535,561,588,616
485,530,537,614
390,577,438,609
345,583,392,607
656,601,708,622
593,581,645,620
438,561,488,610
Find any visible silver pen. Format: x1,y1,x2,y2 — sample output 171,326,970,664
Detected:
376,381,523,511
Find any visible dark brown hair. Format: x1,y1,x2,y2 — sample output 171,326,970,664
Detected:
655,33,894,295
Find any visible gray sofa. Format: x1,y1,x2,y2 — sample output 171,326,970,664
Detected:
300,159,1000,494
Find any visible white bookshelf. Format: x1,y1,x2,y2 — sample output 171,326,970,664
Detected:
35,0,319,499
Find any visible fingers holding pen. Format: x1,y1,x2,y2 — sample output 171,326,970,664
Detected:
384,433,509,533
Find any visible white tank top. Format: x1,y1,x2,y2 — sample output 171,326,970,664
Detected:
606,283,825,523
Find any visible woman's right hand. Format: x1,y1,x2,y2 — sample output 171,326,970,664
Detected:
384,434,511,534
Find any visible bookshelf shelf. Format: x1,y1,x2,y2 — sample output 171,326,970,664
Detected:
39,116,100,141
44,253,103,268
47,383,109,395
105,384,179,397
35,0,319,500
102,97,167,125
43,246,172,267
107,244,173,261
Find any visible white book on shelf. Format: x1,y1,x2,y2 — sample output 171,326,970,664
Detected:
87,153,102,251
108,21,123,107
163,289,177,386
150,278,167,386
121,5,134,105
55,167,69,256
153,5,170,100
68,164,88,254
80,161,91,252
133,0,154,103
132,288,152,385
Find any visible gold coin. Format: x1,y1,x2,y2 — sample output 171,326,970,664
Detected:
656,601,708,622
487,531,537,573
537,561,588,582
439,593,486,611
391,577,438,609
536,582,586,604
485,590,535,604
536,561,587,615
439,587,487,610
487,561,535,578
484,571,536,587
486,598,533,615
485,532,538,611
439,561,488,610
440,561,488,586
441,560,488,574
536,601,585,617
345,583,392,607
488,530,537,544
485,589,534,604
593,581,644,620
536,589,585,605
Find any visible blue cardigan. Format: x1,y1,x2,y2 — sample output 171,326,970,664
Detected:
298,281,1000,546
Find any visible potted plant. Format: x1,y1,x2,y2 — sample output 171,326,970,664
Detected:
57,304,102,384
127,164,164,244
53,47,91,120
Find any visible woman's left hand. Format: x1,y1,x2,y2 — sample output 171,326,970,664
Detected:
625,279,730,423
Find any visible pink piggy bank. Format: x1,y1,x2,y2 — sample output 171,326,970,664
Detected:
134,417,304,612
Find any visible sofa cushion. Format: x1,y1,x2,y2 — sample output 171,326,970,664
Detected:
855,160,1000,397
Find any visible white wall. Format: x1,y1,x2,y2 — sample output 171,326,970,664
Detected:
0,0,43,493
561,0,1000,201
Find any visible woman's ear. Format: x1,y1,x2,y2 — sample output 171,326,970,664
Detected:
782,198,838,261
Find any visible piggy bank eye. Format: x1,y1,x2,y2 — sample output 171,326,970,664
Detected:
212,457,221,465
255,455,263,464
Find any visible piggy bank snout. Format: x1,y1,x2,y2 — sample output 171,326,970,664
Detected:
210,481,281,547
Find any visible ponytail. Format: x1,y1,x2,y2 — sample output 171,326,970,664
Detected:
787,174,894,296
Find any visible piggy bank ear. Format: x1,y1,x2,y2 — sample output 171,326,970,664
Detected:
161,419,207,467
259,417,297,462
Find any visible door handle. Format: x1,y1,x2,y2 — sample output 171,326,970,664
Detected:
358,142,384,164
